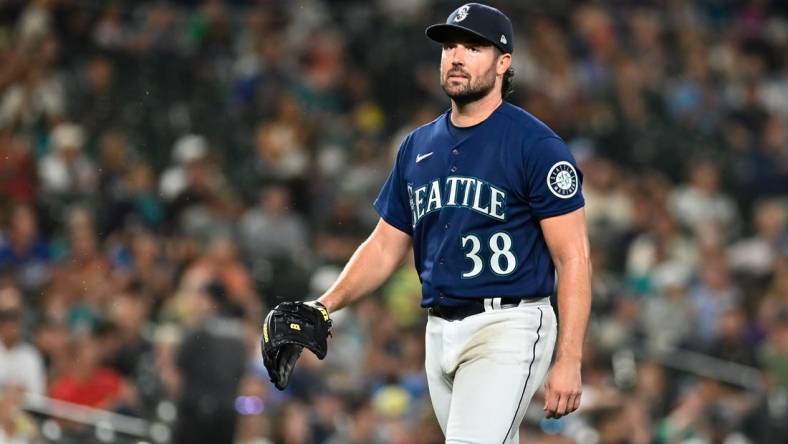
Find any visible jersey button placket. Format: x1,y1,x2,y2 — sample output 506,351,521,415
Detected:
450,147,459,172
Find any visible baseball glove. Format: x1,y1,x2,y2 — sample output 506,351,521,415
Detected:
261,301,332,390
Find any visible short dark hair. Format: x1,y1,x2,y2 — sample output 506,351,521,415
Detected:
495,48,514,99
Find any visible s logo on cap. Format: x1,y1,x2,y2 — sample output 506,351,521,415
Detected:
454,5,470,22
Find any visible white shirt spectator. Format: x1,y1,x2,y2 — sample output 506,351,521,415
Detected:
0,341,45,395
0,77,64,129
38,123,98,197
727,199,787,277
668,161,739,237
159,134,208,201
239,206,308,263
669,185,738,235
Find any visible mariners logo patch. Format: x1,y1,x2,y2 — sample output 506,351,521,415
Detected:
454,5,470,22
547,161,578,198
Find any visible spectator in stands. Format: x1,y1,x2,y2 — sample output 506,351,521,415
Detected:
91,4,128,51
728,199,787,279
59,207,111,333
125,161,165,229
760,311,788,444
707,306,760,367
0,131,37,203
167,146,240,243
582,157,635,243
95,128,137,233
134,325,181,416
669,160,740,239
122,230,174,302
626,210,698,295
641,264,694,351
689,257,742,346
0,37,64,130
49,333,128,410
326,398,385,444
103,291,152,379
0,204,51,294
246,97,310,189
234,375,275,444
239,184,309,268
762,288,788,389
160,134,209,202
759,245,788,333
0,285,46,395
68,56,123,139
37,123,98,215
33,318,69,380
271,401,311,444
174,281,246,444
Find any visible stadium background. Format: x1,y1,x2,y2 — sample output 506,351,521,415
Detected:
0,0,787,443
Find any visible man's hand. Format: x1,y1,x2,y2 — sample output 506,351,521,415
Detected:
543,358,582,418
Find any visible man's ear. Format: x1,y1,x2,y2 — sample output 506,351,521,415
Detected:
497,53,512,76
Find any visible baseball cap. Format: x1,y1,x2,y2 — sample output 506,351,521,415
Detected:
426,3,513,54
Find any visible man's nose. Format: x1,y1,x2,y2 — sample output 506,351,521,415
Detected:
449,47,466,65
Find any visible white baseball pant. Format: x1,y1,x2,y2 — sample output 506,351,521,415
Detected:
425,297,557,444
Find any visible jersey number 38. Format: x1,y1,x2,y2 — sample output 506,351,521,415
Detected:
460,232,516,278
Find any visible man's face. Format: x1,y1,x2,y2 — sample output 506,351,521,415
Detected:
0,309,21,344
440,37,500,105
0,289,23,345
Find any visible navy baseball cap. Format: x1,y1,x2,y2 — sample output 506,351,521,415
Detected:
426,3,514,54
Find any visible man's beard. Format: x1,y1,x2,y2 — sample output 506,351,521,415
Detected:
441,65,496,105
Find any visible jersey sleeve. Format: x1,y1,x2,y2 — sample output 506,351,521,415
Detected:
373,137,413,235
524,136,585,219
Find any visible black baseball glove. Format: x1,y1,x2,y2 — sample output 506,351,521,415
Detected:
261,301,332,390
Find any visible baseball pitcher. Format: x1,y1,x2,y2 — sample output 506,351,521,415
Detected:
262,3,592,442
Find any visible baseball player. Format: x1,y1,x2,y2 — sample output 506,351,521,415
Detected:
262,3,591,443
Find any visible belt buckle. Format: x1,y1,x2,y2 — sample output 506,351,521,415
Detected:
482,297,521,311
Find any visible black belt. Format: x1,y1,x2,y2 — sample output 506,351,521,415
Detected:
428,297,535,321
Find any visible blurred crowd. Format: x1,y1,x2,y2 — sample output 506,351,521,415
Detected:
0,0,787,443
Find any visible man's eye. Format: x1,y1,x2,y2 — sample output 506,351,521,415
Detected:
468,46,480,53
443,43,456,50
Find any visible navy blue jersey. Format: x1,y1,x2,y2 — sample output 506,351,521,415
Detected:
374,102,584,307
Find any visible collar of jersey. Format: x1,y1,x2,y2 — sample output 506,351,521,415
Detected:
443,102,505,145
